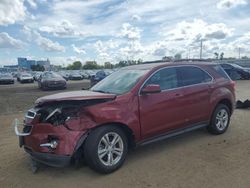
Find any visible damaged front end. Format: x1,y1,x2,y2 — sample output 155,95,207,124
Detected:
14,98,113,168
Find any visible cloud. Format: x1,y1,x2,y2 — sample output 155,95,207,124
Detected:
132,14,141,21
119,23,142,40
0,32,24,49
37,36,65,52
39,20,87,38
23,26,65,52
0,0,26,25
164,19,233,44
48,56,84,66
26,0,37,9
217,0,248,9
72,44,86,54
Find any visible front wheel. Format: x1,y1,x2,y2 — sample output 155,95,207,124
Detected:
207,104,231,135
84,126,128,174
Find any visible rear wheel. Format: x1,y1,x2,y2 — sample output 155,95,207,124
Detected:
207,104,231,135
84,125,128,174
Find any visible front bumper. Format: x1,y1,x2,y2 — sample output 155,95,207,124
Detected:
14,118,87,167
0,79,14,84
44,82,66,89
20,79,33,83
24,146,71,167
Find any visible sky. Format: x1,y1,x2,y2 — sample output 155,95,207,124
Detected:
0,0,250,66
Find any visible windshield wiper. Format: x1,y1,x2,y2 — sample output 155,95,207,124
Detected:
92,90,113,94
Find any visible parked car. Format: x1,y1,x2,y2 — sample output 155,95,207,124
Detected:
80,71,89,79
16,72,21,81
19,73,34,83
69,73,83,80
58,72,69,81
34,72,43,81
220,63,250,80
90,70,107,86
14,62,235,174
38,72,67,90
0,73,15,84
85,70,95,79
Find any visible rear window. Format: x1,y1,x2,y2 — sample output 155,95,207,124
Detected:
177,66,212,87
212,65,231,79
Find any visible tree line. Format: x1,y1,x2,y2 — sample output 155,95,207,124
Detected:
64,59,143,70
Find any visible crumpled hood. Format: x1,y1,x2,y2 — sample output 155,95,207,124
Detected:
35,90,116,105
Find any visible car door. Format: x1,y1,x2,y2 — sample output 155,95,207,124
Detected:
139,67,186,139
177,66,212,125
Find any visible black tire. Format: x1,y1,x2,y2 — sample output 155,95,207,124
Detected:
84,125,128,174
207,104,231,135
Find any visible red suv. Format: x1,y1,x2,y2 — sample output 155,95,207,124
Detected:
14,62,235,174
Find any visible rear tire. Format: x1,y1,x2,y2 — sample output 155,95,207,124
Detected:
84,125,128,174
207,104,231,135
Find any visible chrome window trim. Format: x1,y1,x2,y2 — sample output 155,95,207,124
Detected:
138,65,214,96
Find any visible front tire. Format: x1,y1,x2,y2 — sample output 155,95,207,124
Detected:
84,125,128,174
207,104,231,135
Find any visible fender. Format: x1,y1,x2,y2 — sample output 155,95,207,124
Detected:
209,86,234,117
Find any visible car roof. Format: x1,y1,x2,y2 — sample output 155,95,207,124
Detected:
121,61,218,71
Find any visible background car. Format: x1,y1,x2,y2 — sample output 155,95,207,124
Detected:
85,70,96,79
90,70,107,86
19,73,34,83
59,72,70,81
69,73,83,80
38,72,67,90
34,72,43,81
0,73,15,84
220,63,250,80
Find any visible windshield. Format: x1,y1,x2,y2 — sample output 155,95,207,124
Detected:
91,69,147,95
22,74,31,77
0,74,12,78
43,72,62,79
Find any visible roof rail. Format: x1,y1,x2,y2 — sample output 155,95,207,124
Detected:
142,59,214,64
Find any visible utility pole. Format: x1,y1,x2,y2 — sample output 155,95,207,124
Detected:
238,47,241,59
200,40,203,59
187,48,190,59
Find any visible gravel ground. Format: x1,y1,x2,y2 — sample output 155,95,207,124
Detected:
0,80,249,188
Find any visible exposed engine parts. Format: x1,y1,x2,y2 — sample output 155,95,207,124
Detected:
34,99,111,126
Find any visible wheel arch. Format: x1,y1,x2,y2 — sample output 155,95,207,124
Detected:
217,98,233,115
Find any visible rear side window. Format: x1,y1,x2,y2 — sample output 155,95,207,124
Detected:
145,67,178,90
212,65,231,79
177,66,212,87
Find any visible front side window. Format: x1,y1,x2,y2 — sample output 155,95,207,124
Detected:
145,67,179,90
178,66,212,87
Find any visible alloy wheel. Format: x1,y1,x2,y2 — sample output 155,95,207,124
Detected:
98,132,124,166
215,109,229,131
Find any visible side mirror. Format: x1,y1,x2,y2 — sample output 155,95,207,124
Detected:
141,84,161,95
